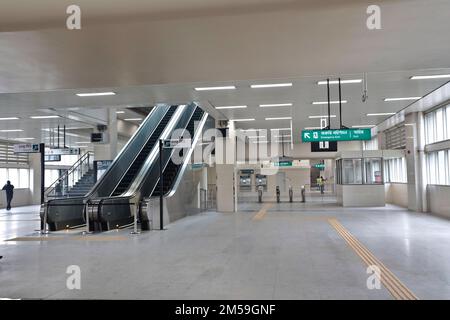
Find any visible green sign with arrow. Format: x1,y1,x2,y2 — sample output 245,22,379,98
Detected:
301,128,372,142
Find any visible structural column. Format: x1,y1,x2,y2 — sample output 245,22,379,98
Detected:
93,108,119,161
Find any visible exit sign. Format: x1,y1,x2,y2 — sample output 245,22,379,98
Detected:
301,128,372,142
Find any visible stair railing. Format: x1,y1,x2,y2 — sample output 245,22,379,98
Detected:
45,151,94,200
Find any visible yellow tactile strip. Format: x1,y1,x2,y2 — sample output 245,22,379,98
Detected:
328,218,418,300
252,203,273,220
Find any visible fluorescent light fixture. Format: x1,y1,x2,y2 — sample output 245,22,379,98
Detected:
251,83,292,89
0,117,19,120
240,129,265,132
308,115,337,119
30,115,60,119
124,118,143,121
0,129,24,132
116,111,125,114
410,74,450,80
75,141,92,144
252,140,269,144
367,112,396,116
270,128,291,131
76,92,116,97
384,97,421,102
304,127,322,130
215,105,247,110
232,118,255,122
259,103,293,108
194,86,236,91
265,117,292,121
247,136,267,139
273,135,291,138
317,79,362,85
16,137,35,140
312,100,347,105
351,125,375,128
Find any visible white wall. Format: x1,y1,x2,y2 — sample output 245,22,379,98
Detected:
337,184,385,207
0,189,31,208
427,185,450,219
385,183,408,208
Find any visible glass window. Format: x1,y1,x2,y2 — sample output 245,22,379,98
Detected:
19,169,29,189
7,168,19,187
342,159,363,184
365,158,383,184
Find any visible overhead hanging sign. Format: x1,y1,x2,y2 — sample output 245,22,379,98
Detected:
302,129,372,142
312,163,325,170
46,148,81,156
274,160,293,167
13,143,41,153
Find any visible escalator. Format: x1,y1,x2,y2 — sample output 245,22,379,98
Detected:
89,104,208,231
111,106,177,196
152,107,205,197
41,104,181,231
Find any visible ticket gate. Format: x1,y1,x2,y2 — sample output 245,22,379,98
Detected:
288,186,293,203
276,186,280,203
258,186,263,203
301,185,306,203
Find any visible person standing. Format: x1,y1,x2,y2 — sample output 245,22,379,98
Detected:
2,180,14,210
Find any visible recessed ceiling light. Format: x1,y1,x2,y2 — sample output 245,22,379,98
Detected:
410,74,450,80
259,103,293,108
0,117,20,120
116,111,125,114
215,105,247,110
367,113,396,116
194,86,236,91
384,97,421,102
0,129,24,132
317,79,362,85
251,83,293,89
76,92,116,97
265,117,292,121
30,115,60,119
351,125,375,128
124,118,143,121
232,118,255,122
312,100,347,105
308,115,337,119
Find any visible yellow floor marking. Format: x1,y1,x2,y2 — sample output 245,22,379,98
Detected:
328,218,418,300
252,203,273,220
6,235,128,242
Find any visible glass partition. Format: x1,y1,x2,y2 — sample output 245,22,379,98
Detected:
337,157,383,185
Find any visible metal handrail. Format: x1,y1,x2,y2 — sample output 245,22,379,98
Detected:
45,151,94,195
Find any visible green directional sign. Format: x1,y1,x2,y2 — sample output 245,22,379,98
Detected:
274,161,293,167
313,163,325,170
301,128,372,142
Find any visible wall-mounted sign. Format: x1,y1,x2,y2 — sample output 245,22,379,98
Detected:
46,148,81,156
311,141,338,152
240,169,254,175
13,143,41,153
302,129,371,142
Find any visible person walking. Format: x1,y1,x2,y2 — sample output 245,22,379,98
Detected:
2,180,14,210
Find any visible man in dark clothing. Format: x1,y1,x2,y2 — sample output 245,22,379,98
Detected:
2,180,14,210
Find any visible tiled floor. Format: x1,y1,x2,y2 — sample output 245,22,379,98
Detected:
1,202,450,299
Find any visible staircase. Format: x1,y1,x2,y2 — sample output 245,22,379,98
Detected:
66,169,96,197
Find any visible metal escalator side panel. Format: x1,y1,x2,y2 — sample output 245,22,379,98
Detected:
88,104,171,198
166,110,209,197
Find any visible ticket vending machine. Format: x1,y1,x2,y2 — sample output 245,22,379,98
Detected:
255,174,267,191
